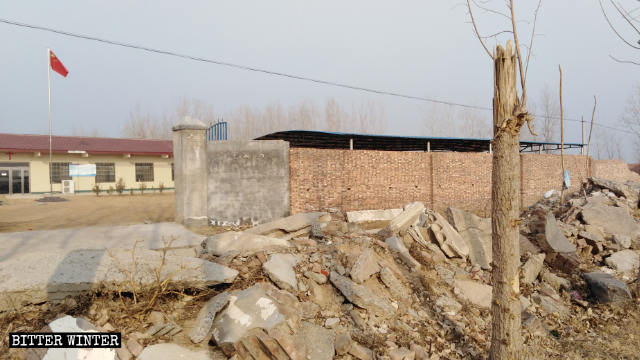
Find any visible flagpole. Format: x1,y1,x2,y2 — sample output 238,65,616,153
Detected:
47,48,52,194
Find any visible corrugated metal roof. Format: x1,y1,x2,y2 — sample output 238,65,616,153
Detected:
0,133,172,155
255,130,585,153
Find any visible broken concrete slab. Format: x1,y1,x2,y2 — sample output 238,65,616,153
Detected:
293,321,335,360
189,292,233,343
532,294,570,316
435,296,463,316
0,222,206,262
521,253,546,285
0,249,238,311
245,212,330,235
590,177,639,204
520,234,541,256
541,212,577,254
204,231,291,256
138,343,212,360
263,253,300,291
453,279,492,309
540,269,571,291
583,272,632,303
386,202,426,234
431,212,470,259
346,209,403,223
613,234,632,249
211,283,293,350
350,248,381,283
580,200,640,240
234,328,291,360
379,267,409,300
304,271,327,285
605,250,639,274
385,236,421,270
329,271,395,315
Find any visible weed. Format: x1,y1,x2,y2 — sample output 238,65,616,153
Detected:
139,182,147,195
115,178,126,195
158,182,165,193
92,184,101,196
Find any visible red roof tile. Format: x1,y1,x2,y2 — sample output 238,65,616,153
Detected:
0,133,172,155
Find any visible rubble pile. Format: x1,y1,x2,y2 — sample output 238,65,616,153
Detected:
8,177,640,359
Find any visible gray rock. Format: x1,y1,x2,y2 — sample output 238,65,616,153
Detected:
385,236,421,270
541,212,577,253
138,343,211,360
311,222,324,239
453,279,492,309
245,212,330,235
379,267,409,300
204,231,291,256
435,296,462,316
540,269,571,291
532,293,569,316
329,271,395,315
521,253,546,285
350,248,381,283
590,177,639,204
446,207,492,269
189,292,233,343
605,250,639,274
324,317,340,328
578,230,605,244
519,234,542,256
346,209,403,223
580,200,640,240
583,272,632,303
293,321,335,360
0,249,238,311
349,342,374,360
304,271,328,285
613,234,632,249
211,283,293,348
263,253,300,291
334,332,352,355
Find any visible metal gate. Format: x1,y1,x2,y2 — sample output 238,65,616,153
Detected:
206,121,228,142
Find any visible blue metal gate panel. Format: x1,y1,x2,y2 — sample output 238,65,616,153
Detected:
206,121,228,141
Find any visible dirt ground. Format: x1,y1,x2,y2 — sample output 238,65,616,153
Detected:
0,193,175,233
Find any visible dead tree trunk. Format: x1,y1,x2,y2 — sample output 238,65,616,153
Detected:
490,41,522,360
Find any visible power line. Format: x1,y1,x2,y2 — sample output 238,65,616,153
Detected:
0,17,629,135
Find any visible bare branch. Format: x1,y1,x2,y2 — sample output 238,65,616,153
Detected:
610,0,640,35
509,0,527,105
609,54,640,65
524,0,543,87
480,30,514,39
467,0,493,58
599,0,640,49
472,0,512,20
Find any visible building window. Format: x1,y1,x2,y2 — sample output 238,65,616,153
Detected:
135,163,154,182
95,163,115,183
50,162,71,183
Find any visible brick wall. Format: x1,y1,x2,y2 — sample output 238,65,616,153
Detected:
290,148,639,215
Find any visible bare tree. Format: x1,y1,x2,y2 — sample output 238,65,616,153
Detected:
622,83,640,160
599,0,640,65
466,0,541,358
535,84,560,142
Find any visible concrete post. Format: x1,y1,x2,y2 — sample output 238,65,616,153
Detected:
173,116,208,226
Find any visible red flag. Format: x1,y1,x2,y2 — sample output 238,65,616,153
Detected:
49,50,68,77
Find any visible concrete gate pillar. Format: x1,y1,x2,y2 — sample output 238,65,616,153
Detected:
172,116,208,226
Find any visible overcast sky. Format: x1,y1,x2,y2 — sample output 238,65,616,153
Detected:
0,1,638,160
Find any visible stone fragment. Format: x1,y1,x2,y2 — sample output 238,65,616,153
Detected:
349,343,374,360
307,280,339,310
292,321,335,360
267,323,305,360
137,343,211,360
0,249,238,311
189,292,233,343
311,223,324,239
453,279,492,309
605,250,639,274
549,251,581,273
335,332,352,355
211,283,293,350
350,248,381,283
521,253,545,285
263,253,300,291
578,231,605,253
446,207,492,269
43,316,116,360
325,317,340,328
387,202,426,234
410,344,429,360
613,234,632,249
541,212,577,253
116,346,133,360
519,234,541,256
205,231,290,256
304,271,328,284
329,271,395,315
389,347,415,360
583,272,632,303
540,270,571,291
126,337,144,357
435,296,462,316
299,301,320,319
531,294,570,316
346,209,403,223
430,212,470,259
246,212,330,235
580,200,640,240
349,310,367,330
385,236,421,270
590,177,639,204
407,225,430,248
379,267,408,300
234,328,290,360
